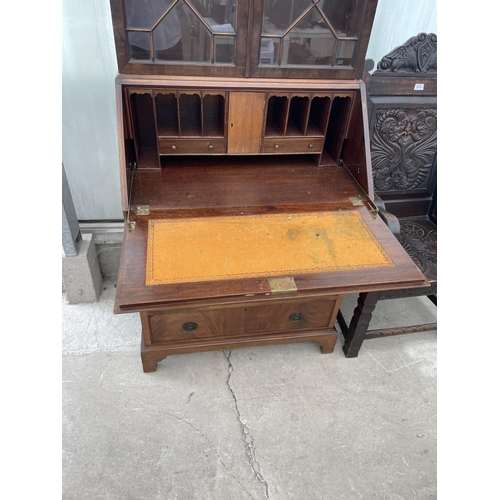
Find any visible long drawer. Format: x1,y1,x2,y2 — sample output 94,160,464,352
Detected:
147,296,339,343
158,138,226,155
262,137,324,154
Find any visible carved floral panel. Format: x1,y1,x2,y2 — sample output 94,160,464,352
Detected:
371,107,437,192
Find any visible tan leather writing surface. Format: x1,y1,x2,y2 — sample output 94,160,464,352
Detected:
146,211,394,285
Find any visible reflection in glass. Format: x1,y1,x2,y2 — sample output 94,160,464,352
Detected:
260,0,364,68
124,0,236,65
127,31,152,60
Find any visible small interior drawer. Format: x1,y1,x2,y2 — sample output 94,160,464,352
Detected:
147,296,338,343
159,138,226,155
262,137,324,154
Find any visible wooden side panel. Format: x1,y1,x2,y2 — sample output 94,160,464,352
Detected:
116,79,130,212
341,85,374,199
227,92,265,153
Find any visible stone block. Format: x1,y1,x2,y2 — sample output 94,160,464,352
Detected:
62,233,102,304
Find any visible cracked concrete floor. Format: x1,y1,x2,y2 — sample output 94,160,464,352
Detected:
62,278,437,500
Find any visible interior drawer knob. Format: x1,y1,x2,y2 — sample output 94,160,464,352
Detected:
274,144,279,149
182,322,198,331
308,143,314,149
171,145,177,150
289,313,303,322
208,144,214,149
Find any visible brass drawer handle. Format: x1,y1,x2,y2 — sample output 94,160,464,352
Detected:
289,313,303,322
171,145,177,150
274,144,279,149
182,322,198,331
208,144,214,150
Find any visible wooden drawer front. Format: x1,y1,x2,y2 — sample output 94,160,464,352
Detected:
262,137,324,154
158,138,226,155
243,298,336,334
148,297,337,343
149,307,244,342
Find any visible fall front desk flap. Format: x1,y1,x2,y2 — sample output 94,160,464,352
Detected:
146,211,394,285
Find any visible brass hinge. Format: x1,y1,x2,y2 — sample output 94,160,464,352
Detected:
136,205,150,215
348,196,364,206
339,159,379,218
268,277,297,295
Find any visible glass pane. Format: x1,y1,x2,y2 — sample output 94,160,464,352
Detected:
205,12,236,65
214,35,235,64
125,0,176,29
154,1,211,63
125,0,175,60
260,0,365,68
124,0,237,65
334,39,356,67
127,31,152,60
323,0,360,36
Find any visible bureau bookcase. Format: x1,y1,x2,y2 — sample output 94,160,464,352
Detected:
110,0,427,372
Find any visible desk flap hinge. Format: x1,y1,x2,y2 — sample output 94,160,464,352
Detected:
136,205,150,215
268,277,297,295
348,196,364,206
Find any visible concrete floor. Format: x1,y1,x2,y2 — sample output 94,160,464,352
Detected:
62,278,437,500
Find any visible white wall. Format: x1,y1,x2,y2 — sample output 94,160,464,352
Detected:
366,0,437,69
62,0,122,220
62,0,437,221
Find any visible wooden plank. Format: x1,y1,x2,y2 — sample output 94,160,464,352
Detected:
130,157,365,212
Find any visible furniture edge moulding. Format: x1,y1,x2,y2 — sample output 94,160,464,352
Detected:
114,73,364,91
115,78,131,213
127,89,153,95
359,80,374,199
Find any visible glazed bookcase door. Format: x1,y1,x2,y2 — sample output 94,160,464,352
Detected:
110,0,249,77
248,0,377,79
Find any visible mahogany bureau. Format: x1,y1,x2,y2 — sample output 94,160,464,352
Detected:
109,0,427,372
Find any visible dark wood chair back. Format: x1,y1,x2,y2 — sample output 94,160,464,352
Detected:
338,33,437,357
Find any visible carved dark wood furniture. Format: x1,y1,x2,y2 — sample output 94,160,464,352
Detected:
338,33,437,358
110,0,427,372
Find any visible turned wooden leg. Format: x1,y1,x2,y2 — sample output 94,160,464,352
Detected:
342,291,381,358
